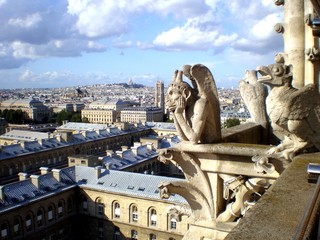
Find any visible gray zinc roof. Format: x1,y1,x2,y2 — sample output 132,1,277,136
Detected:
75,166,187,204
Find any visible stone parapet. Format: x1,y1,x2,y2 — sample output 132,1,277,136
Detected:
225,152,320,240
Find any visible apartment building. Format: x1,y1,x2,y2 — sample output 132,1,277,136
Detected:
0,166,188,240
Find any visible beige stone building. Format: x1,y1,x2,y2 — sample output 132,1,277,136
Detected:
81,108,116,124
121,107,163,123
0,166,188,240
84,99,135,123
0,99,52,122
0,122,152,184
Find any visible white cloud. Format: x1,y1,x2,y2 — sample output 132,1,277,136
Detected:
67,0,129,38
8,13,42,28
0,0,283,72
251,13,282,40
0,0,6,8
152,14,237,51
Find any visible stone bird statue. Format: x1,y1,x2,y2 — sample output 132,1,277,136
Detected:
257,54,320,160
239,70,268,127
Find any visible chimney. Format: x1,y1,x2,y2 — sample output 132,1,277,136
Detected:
116,151,123,158
133,142,142,147
61,131,73,142
40,167,50,175
96,129,102,135
105,163,113,170
52,169,61,182
55,134,62,142
20,141,26,149
146,143,153,150
18,172,29,181
131,147,138,156
95,166,102,179
121,146,128,151
81,131,88,138
38,139,45,145
0,186,4,201
30,175,40,188
106,150,114,157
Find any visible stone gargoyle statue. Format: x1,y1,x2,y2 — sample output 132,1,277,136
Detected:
239,70,268,127
166,64,221,144
257,53,320,160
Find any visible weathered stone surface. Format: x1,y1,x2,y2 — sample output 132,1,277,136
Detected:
257,53,320,160
225,153,320,240
166,64,221,144
239,70,268,127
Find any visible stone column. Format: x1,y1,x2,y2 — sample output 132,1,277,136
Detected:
305,1,320,91
277,0,305,89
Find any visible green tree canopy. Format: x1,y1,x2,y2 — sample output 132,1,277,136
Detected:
224,118,240,128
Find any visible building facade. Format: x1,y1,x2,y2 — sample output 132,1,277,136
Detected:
81,108,116,124
0,166,189,240
121,107,163,123
0,122,152,184
0,99,52,122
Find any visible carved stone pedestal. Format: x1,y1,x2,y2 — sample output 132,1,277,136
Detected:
158,142,285,240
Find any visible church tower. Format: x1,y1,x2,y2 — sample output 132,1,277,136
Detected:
155,81,164,112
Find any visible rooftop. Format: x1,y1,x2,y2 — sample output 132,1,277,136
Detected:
0,166,187,213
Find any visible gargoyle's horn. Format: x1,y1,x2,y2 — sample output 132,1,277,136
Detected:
175,70,183,83
172,70,178,82
182,65,192,80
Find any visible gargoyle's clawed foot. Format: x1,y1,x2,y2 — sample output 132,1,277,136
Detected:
266,145,285,155
280,149,296,160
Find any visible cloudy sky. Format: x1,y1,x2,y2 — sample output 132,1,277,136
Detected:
0,0,283,89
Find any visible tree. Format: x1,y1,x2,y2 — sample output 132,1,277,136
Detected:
56,110,71,125
71,113,82,122
1,109,23,124
224,118,240,128
82,117,89,123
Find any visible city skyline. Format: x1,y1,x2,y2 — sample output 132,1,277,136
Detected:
0,0,283,89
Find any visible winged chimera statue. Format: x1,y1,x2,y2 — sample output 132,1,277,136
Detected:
166,64,221,144
256,54,320,159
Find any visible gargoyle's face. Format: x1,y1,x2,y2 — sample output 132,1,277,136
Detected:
166,84,190,112
257,63,288,86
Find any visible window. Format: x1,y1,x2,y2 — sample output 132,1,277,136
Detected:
26,214,32,232
149,233,156,240
114,227,121,240
37,210,44,226
48,206,54,222
114,202,120,218
82,197,88,211
150,209,157,226
132,205,138,222
58,202,63,217
58,229,65,238
1,223,8,240
98,222,104,238
131,230,138,240
98,203,104,215
170,218,177,230
13,218,20,236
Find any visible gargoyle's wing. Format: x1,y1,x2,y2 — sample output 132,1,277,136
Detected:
190,64,221,133
287,84,320,120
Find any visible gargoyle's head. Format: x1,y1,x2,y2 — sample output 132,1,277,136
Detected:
257,54,293,87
